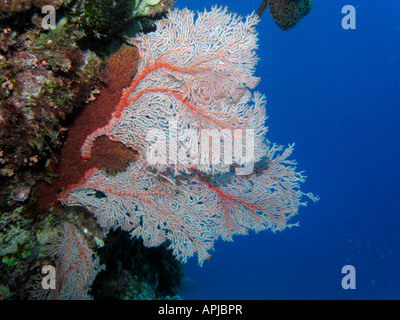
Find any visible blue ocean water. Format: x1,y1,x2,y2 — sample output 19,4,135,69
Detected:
176,0,400,299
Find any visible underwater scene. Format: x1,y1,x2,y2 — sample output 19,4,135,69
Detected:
0,0,399,301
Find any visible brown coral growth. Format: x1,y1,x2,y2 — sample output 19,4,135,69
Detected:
269,0,313,31
145,0,174,17
132,0,174,18
0,0,64,13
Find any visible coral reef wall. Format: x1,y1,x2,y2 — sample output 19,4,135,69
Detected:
0,1,315,300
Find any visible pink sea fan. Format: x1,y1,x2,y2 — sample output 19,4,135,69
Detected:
199,143,319,241
61,145,317,265
61,6,318,266
130,6,260,103
60,159,223,264
81,7,267,175
31,223,104,300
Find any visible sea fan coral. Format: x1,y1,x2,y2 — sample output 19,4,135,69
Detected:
61,144,316,265
81,6,267,175
30,223,104,300
60,7,318,265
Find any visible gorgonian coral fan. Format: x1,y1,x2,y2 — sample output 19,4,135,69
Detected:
61,7,317,265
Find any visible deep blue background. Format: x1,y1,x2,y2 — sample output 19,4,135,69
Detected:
174,0,400,299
